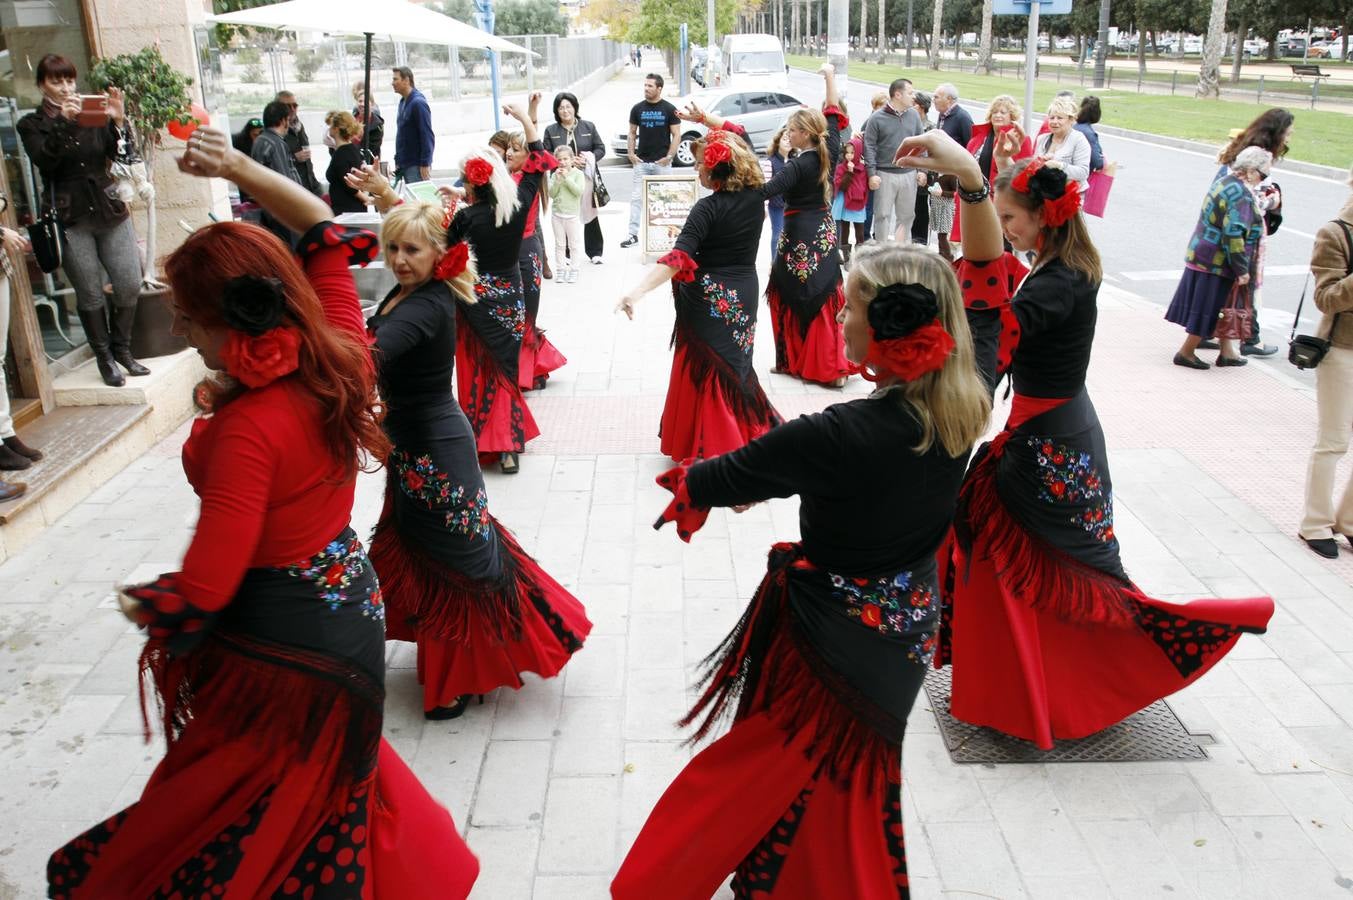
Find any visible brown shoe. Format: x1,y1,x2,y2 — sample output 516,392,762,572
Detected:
2,436,42,461
0,444,31,470
0,480,26,502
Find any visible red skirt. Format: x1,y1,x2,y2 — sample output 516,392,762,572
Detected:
369,515,592,708
767,285,854,385
455,314,540,459
660,341,781,461
518,322,568,391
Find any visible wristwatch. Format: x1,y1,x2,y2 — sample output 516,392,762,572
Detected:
956,174,991,205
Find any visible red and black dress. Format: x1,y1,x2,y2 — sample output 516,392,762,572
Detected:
654,186,781,460
515,182,567,391
758,108,854,386
449,143,555,462
367,278,591,713
614,388,969,899
953,252,1028,394
47,223,478,899
940,258,1275,749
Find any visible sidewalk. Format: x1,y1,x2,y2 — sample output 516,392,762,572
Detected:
3,64,1353,900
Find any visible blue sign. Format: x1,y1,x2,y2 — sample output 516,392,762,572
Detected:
993,0,1073,14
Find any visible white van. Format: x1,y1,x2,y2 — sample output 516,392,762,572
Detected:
718,34,787,91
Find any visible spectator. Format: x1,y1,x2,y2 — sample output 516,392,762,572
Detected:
1034,95,1092,193
861,77,924,242
952,95,1032,247
1036,89,1076,138
549,145,586,282
1076,96,1105,173
274,91,321,195
1298,162,1353,559
831,134,868,263
231,117,264,204
18,53,148,388
933,82,973,147
0,202,39,495
351,83,384,160
861,91,887,241
392,66,433,183
251,100,305,245
910,91,933,245
764,127,791,255
542,91,607,264
325,110,367,214
621,73,680,249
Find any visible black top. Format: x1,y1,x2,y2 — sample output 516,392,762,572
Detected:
446,141,548,273
687,392,970,574
543,120,607,160
937,104,974,148
758,112,841,211
327,143,367,214
672,189,764,270
284,122,321,194
369,281,458,430
629,100,680,162
352,106,384,157
1010,258,1099,399
18,110,129,227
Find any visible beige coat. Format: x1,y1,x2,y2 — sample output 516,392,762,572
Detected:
1313,197,1353,349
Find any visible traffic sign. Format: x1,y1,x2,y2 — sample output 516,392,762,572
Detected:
993,0,1073,14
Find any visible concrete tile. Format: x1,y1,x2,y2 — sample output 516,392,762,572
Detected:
618,740,690,849
1221,814,1326,861
622,668,690,741
553,696,623,777
492,674,565,741
1261,624,1353,686
1267,773,1353,869
1229,658,1342,727
538,776,621,873
1045,763,1139,820
467,826,539,899
926,820,1027,900
470,740,553,828
565,634,625,698
1078,819,1191,897
903,732,993,824
626,612,684,670
629,564,684,613
1185,744,1288,817
1199,696,1315,773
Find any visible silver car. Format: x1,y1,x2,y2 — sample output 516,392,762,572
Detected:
613,88,805,166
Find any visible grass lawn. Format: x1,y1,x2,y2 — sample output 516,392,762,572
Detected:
787,54,1351,169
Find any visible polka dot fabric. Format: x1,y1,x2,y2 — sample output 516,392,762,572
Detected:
276,783,371,897
954,253,1028,374
298,223,379,269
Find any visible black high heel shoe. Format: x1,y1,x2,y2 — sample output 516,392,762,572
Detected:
424,694,485,721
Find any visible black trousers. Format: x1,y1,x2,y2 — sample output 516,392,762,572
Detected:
911,185,930,244
584,218,604,259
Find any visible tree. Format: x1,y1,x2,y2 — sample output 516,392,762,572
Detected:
582,0,642,37
860,0,870,57
929,0,945,67
438,0,477,22
878,0,887,60
1196,0,1228,97
628,0,737,75
495,0,571,36
975,0,994,73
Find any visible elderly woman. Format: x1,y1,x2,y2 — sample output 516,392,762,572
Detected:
1298,164,1353,559
952,94,1033,246
1034,95,1092,193
542,91,607,264
1166,146,1271,369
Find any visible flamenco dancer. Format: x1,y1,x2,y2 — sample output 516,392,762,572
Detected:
616,127,781,461
914,125,1275,750
47,130,478,898
366,201,591,720
613,130,994,899
489,110,568,392
701,64,852,387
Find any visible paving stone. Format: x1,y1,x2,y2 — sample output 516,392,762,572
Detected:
531,875,613,900
467,826,539,899
926,820,1028,899
471,740,553,828
1078,819,1192,898
492,675,565,741
622,668,689,741
1229,658,1343,727
553,696,623,777
1222,814,1326,861
564,634,625,698
626,611,684,670
538,776,621,873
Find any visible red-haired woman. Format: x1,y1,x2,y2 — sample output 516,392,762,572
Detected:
616,126,781,461
46,129,479,899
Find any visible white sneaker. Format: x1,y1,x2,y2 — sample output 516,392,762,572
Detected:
590,256,603,265
567,268,579,283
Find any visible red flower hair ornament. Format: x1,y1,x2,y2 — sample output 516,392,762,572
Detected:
1010,158,1082,228
434,241,470,281
860,282,956,383
462,156,494,186
217,274,302,388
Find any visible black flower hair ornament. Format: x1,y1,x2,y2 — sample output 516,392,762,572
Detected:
221,275,288,336
867,282,939,340
1010,159,1081,227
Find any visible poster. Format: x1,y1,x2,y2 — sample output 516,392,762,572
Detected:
640,174,700,262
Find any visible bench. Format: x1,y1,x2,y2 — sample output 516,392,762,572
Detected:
1290,63,1328,80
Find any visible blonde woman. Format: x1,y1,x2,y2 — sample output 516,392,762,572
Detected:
614,129,993,897
366,201,591,720
617,129,781,461
1034,95,1092,192
324,110,367,213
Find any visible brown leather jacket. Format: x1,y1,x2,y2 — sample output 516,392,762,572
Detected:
1313,197,1353,349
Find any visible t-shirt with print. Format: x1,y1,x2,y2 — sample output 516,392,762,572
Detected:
629,100,680,162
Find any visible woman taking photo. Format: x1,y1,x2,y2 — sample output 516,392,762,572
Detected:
542,91,607,265
929,125,1274,751
366,201,591,719
46,129,479,899
19,53,149,388
1165,147,1271,369
613,127,993,898
616,127,781,461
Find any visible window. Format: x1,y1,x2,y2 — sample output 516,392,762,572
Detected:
713,94,744,117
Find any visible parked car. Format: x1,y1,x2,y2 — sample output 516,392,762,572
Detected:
612,88,805,166
1055,37,1076,50
1307,41,1335,58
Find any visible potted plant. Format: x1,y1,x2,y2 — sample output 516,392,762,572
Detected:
89,45,196,358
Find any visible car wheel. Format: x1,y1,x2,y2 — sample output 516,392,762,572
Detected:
674,133,700,167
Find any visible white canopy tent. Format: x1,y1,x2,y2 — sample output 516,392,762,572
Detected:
210,0,534,146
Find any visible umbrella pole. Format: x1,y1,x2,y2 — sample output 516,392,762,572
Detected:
490,50,502,131
363,32,373,160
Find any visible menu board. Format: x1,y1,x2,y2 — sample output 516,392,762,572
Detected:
640,174,700,262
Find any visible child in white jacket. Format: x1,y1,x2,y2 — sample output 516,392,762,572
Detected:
549,145,586,283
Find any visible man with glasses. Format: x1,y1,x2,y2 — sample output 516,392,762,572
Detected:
275,91,321,195
392,66,433,183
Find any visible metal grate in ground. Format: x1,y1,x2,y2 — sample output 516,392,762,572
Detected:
922,666,1210,764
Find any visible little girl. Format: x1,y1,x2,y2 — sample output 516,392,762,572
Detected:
831,134,868,263
548,145,586,283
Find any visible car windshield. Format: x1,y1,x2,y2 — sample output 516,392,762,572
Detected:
733,52,782,73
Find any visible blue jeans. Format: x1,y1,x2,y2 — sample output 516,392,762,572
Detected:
628,160,671,238
398,165,425,184
768,205,784,256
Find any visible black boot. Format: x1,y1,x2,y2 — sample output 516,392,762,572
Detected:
77,307,125,387
109,302,150,376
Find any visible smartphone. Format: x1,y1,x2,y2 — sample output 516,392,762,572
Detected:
77,94,109,128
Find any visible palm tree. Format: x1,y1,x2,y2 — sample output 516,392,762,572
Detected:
1196,0,1229,98
929,0,944,69
877,0,887,62
860,0,869,60
975,0,994,74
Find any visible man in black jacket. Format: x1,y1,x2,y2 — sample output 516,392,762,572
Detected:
934,83,973,147
275,91,321,195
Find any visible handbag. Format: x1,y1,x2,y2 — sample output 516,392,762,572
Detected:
1083,162,1115,218
592,167,610,208
1288,220,1353,370
26,181,66,274
1215,281,1252,341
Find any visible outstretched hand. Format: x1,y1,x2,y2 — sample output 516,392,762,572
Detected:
677,101,706,123
176,128,231,179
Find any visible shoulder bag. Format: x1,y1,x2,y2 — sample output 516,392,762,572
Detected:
26,180,66,274
592,165,610,208
1289,220,1353,370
